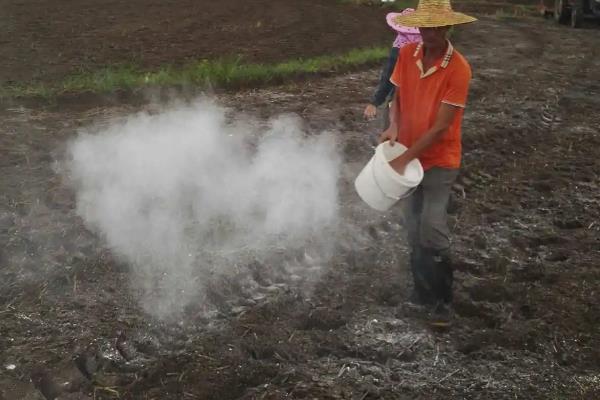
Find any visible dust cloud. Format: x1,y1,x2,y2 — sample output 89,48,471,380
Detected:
64,99,341,319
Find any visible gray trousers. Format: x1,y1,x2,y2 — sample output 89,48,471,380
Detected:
400,167,459,255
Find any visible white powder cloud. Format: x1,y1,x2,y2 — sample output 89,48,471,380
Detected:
65,99,341,318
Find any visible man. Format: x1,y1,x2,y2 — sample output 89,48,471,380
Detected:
379,0,476,314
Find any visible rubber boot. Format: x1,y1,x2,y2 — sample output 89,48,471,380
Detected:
428,251,454,326
427,251,453,305
408,246,436,305
438,254,454,304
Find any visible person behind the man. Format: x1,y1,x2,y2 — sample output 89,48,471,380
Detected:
363,8,421,131
379,0,476,317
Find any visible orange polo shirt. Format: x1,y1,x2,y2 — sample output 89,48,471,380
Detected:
390,41,472,170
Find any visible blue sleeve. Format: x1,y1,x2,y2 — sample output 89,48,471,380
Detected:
370,47,398,107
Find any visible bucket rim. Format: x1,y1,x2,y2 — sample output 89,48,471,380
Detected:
375,142,424,186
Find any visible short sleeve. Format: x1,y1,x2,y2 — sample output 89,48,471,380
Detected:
441,62,472,108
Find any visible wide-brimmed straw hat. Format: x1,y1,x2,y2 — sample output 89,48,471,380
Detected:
393,0,477,28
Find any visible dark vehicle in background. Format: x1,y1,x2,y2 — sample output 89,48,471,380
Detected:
540,0,600,27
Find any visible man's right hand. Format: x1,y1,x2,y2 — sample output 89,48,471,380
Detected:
378,126,398,145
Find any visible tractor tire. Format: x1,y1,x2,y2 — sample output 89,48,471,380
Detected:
554,0,570,24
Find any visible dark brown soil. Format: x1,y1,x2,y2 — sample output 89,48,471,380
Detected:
1,4,600,400
1,0,395,84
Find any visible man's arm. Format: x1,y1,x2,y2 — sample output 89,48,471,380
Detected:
389,103,460,173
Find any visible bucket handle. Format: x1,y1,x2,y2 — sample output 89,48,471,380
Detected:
371,162,418,201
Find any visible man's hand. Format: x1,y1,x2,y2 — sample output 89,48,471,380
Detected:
388,103,461,175
378,126,398,145
389,152,410,175
363,104,377,120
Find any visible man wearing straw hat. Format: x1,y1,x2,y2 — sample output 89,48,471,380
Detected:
379,0,476,315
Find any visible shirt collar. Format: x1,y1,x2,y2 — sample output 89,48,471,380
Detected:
413,40,454,72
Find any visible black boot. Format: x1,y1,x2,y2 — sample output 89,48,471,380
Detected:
437,254,454,304
429,251,454,325
408,246,436,305
421,248,454,306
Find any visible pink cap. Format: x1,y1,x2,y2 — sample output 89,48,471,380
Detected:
386,9,421,48
386,9,420,34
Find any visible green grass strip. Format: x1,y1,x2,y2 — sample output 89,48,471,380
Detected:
0,46,389,99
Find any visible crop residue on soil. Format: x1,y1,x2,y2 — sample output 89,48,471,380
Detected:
1,12,600,400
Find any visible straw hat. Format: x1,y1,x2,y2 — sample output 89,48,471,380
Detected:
393,0,477,28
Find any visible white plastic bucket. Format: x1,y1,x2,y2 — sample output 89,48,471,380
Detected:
354,142,423,212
